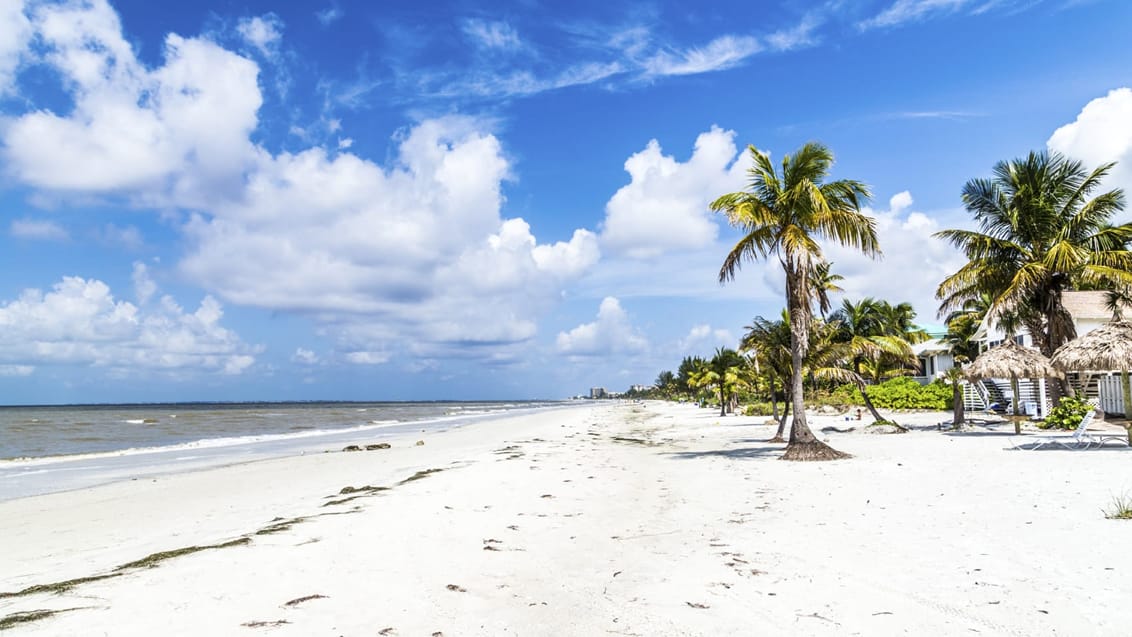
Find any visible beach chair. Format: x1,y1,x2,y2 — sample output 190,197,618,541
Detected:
1010,409,1097,450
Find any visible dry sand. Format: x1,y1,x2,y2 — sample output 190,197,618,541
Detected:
2,401,1131,636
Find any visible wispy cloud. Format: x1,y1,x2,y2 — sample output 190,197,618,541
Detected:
642,35,762,77
315,4,343,26
462,19,522,50
10,218,68,241
858,0,1043,30
890,110,982,120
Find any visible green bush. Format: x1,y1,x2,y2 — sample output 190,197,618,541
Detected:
743,402,774,417
831,377,951,410
1038,395,1091,430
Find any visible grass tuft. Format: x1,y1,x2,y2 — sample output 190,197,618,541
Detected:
1104,493,1132,520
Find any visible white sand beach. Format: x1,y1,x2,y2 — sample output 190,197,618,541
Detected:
2,401,1131,636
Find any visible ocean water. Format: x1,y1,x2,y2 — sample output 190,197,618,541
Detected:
0,400,571,500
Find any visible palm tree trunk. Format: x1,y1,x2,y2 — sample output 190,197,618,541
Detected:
858,382,886,423
1122,370,1132,421
770,377,780,422
771,391,789,443
719,384,727,417
951,381,965,427
1011,376,1023,435
781,265,849,461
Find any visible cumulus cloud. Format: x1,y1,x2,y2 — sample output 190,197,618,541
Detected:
2,0,261,205
178,117,599,358
678,324,736,354
0,0,31,94
0,275,258,375
315,5,342,26
556,297,648,357
600,126,746,259
823,191,967,323
1047,87,1132,213
10,218,68,241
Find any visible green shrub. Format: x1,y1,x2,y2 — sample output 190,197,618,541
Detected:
743,402,774,417
830,377,950,410
1038,395,1091,430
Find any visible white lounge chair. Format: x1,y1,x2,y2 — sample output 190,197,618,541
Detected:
1010,410,1097,450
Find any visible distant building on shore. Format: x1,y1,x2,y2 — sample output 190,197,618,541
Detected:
590,387,607,399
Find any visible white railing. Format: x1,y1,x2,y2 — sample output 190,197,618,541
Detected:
1098,374,1127,415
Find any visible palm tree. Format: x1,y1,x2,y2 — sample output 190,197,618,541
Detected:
936,151,1131,362
810,260,844,318
828,298,918,422
713,142,880,461
741,312,792,440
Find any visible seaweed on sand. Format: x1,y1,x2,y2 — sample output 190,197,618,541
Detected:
115,537,251,570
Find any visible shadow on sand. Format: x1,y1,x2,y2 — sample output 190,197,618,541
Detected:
663,445,784,460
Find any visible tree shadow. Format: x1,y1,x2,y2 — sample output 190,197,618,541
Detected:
664,445,784,460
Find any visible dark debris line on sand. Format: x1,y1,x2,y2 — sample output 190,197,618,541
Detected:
0,463,467,631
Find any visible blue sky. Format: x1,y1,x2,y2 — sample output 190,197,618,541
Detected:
0,0,1131,403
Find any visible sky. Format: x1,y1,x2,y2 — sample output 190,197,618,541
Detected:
0,0,1131,404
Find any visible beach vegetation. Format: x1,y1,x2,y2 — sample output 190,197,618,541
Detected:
713,142,879,461
1104,493,1132,520
936,151,1131,406
1037,395,1091,430
832,377,951,410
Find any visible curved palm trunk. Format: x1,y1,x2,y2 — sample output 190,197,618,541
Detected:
770,391,789,443
781,266,850,461
858,382,886,423
769,376,780,422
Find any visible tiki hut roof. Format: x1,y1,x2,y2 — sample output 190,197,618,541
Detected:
1051,320,1132,372
965,340,1062,380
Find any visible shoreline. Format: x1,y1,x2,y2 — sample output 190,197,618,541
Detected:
0,403,575,501
2,401,1130,635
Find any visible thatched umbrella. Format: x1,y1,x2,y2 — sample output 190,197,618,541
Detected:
966,341,1062,433
1051,320,1132,444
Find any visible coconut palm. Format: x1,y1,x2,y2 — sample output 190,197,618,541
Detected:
936,151,1132,362
713,142,879,461
741,312,792,440
810,260,844,318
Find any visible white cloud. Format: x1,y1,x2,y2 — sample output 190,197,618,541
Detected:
0,364,33,377
600,126,746,259
0,0,31,94
315,5,342,26
236,14,283,58
859,0,971,29
643,35,761,77
556,297,648,357
2,0,261,205
462,19,521,50
678,324,736,354
293,348,319,364
97,223,144,249
132,262,157,304
823,191,967,324
0,275,258,375
10,218,68,241
177,117,599,359
1047,87,1132,211
345,351,390,365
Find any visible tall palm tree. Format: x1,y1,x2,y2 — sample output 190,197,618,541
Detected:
713,142,880,461
936,151,1131,361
